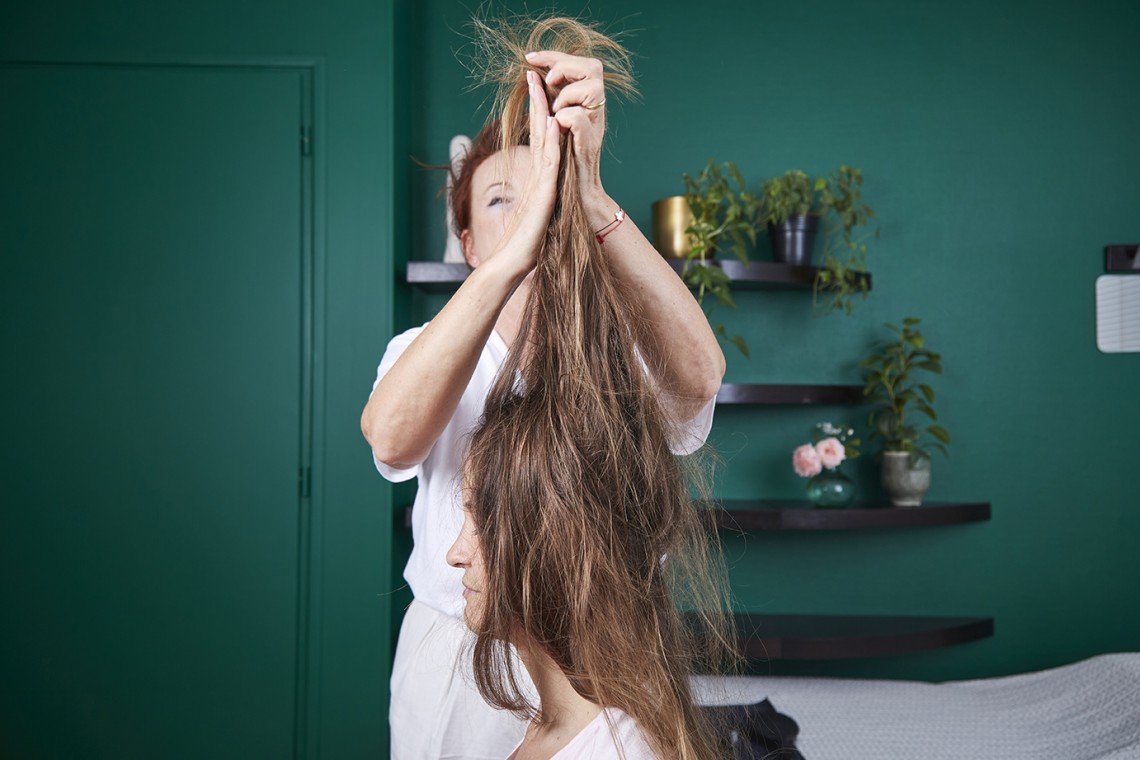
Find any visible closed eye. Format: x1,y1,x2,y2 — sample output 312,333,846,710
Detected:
488,196,508,207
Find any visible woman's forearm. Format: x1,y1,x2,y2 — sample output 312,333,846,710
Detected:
361,254,526,469
583,190,726,423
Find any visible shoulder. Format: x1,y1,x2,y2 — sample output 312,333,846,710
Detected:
605,709,660,759
566,709,660,760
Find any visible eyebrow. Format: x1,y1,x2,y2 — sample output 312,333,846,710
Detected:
481,181,512,195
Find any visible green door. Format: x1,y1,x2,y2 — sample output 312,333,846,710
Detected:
1,63,314,758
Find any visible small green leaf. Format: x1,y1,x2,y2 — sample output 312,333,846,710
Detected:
927,425,951,444
729,335,750,358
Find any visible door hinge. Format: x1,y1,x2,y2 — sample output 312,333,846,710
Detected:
300,125,312,157
299,466,312,499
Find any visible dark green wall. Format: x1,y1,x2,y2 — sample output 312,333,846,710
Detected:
2,1,395,755
400,0,1140,681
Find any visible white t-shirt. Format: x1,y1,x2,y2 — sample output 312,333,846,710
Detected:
371,323,715,619
506,708,661,760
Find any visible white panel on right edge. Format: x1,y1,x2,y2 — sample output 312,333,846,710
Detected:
1096,275,1140,353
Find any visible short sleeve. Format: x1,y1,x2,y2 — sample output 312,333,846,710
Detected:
368,326,426,483
671,394,716,456
632,347,717,456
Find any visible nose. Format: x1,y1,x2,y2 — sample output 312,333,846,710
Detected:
446,534,468,569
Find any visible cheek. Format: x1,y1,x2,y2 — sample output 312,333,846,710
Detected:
469,551,488,589
475,203,516,238
463,583,488,629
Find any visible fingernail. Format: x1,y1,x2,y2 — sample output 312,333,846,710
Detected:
525,51,537,59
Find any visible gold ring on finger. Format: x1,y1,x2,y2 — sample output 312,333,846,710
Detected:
583,99,606,111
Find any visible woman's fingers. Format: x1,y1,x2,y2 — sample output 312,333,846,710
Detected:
526,51,605,143
526,71,560,176
549,79,606,113
526,50,603,89
498,73,559,254
526,51,607,206
541,114,561,170
526,70,548,149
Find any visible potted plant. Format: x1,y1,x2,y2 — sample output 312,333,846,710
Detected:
677,158,763,358
760,165,878,315
760,169,818,265
859,317,951,507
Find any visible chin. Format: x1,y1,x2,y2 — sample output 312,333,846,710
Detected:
463,605,484,632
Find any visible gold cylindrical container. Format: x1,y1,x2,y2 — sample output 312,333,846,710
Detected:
651,195,697,259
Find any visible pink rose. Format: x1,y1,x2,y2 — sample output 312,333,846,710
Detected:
793,444,823,478
815,437,846,469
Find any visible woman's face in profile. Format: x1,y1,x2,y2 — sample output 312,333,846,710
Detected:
461,146,532,268
445,508,488,630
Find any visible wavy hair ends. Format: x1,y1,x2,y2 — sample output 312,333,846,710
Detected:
461,14,736,760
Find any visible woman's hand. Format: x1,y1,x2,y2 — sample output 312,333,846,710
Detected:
525,51,609,219
487,69,563,281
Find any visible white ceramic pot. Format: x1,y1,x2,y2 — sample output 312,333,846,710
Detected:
881,451,931,507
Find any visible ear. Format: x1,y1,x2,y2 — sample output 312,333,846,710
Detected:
461,229,479,269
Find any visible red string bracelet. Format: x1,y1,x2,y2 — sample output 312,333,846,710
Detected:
594,208,625,246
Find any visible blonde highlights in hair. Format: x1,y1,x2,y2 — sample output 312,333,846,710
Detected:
462,16,735,760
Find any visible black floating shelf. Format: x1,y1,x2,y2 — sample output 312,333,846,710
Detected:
406,502,990,532
713,500,991,531
1105,244,1140,272
666,259,873,290
717,383,863,405
404,260,874,292
406,262,472,292
712,613,994,661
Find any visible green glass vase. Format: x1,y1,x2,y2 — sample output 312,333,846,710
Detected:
806,468,856,508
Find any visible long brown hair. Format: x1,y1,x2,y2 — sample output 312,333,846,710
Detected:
462,16,735,760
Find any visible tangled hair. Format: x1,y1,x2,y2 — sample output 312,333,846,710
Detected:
461,16,736,760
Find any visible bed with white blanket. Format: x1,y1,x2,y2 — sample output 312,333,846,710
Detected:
695,653,1140,759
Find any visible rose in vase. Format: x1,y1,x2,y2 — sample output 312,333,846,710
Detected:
791,424,858,507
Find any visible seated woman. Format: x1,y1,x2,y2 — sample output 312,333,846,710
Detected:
446,17,735,760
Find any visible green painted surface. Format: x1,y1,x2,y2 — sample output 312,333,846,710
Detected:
1,63,307,758
2,0,393,756
401,0,1140,681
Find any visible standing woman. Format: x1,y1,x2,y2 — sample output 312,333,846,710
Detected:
361,17,726,759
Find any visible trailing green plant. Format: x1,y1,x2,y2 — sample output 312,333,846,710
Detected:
761,166,878,316
681,159,762,358
860,317,951,462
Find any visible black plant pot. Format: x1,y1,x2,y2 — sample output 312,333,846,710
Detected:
768,214,820,266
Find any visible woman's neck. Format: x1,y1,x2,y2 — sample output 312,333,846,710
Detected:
515,638,602,757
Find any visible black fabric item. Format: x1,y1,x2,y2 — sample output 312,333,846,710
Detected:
702,698,806,760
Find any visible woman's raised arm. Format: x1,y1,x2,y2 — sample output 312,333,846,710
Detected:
361,72,563,469
528,50,726,425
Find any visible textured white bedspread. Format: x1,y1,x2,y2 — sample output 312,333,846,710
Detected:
694,653,1140,759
